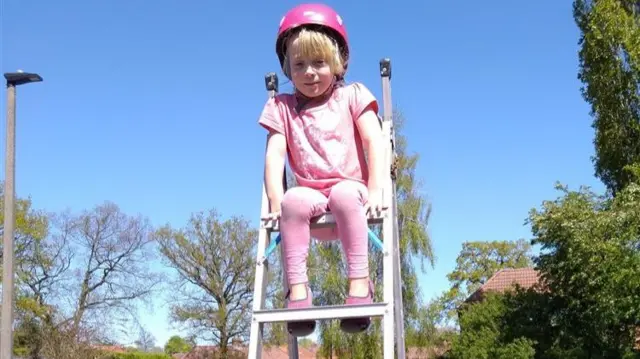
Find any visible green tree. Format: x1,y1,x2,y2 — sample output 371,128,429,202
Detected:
444,284,600,359
405,297,456,357
574,0,640,195
528,167,640,356
155,210,261,357
164,335,194,355
423,240,537,357
437,239,533,323
449,170,640,358
16,211,77,359
0,184,51,357
0,184,49,273
393,110,436,319
13,318,44,358
446,293,536,359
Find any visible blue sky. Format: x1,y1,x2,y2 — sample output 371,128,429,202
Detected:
2,0,606,348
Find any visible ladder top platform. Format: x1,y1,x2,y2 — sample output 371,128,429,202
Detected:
253,302,388,323
260,209,388,231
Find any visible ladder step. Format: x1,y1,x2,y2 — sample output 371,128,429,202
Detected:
261,210,387,231
252,302,388,323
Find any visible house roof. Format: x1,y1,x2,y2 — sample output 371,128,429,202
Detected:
465,267,541,303
262,345,318,359
91,345,128,353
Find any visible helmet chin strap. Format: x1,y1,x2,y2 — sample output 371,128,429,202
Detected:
294,75,343,112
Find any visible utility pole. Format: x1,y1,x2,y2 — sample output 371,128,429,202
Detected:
1,71,43,359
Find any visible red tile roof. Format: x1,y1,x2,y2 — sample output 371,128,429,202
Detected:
465,267,541,303
181,345,240,358
262,345,318,358
91,345,128,353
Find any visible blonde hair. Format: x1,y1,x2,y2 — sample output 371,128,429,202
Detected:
283,27,345,78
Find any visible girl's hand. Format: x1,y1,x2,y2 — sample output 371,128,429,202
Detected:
262,210,281,221
365,188,384,216
262,201,282,221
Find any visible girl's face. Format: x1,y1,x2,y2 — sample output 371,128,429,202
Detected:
286,37,334,98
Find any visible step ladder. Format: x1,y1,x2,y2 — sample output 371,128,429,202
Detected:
248,58,405,359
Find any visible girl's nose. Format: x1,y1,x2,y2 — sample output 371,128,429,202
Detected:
304,65,315,76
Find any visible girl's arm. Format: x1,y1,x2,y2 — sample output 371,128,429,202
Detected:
264,131,287,214
356,106,385,193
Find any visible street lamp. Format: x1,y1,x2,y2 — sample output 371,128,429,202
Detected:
1,71,42,359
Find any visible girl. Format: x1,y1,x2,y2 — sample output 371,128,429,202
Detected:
258,3,385,337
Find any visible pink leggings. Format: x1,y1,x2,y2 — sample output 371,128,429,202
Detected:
280,180,370,285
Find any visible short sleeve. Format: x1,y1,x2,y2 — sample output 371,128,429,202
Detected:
258,96,285,135
348,82,379,120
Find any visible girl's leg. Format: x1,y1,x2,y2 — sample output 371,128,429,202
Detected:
279,186,328,337
327,180,371,294
327,180,374,333
280,186,328,299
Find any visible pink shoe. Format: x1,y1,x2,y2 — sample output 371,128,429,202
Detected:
340,280,374,333
285,285,316,337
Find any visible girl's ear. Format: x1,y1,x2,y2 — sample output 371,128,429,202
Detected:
282,54,291,79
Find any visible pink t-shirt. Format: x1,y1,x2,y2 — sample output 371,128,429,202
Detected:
258,82,379,195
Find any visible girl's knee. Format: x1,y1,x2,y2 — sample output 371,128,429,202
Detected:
328,180,368,209
281,187,328,220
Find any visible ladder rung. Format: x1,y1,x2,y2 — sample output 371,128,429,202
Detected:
261,210,387,231
252,302,388,323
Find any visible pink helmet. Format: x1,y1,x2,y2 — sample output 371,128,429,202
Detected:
275,3,349,76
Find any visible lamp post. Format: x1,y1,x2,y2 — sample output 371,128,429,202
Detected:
1,71,42,359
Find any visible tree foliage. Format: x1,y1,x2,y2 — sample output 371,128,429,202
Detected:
29,203,162,359
437,239,533,323
0,185,49,269
574,0,640,194
528,169,640,357
393,110,437,319
446,293,536,359
0,185,51,356
164,335,195,355
439,4,640,358
444,169,640,358
155,210,258,356
2,196,163,358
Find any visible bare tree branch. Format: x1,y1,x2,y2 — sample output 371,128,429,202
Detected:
49,202,164,339
155,209,259,355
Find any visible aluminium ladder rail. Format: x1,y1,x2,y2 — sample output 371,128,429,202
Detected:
248,58,405,359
